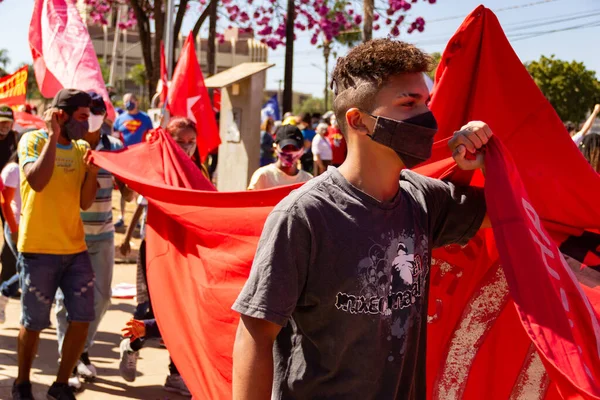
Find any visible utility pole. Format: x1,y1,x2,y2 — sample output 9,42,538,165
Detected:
323,40,331,110
164,0,176,80
363,0,374,42
278,79,283,114
282,0,295,114
108,5,122,87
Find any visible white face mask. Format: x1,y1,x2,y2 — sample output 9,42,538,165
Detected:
88,114,105,133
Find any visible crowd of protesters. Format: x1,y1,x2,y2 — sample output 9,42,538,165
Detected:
250,109,348,190
0,72,597,400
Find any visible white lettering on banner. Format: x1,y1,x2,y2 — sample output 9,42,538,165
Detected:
522,197,600,362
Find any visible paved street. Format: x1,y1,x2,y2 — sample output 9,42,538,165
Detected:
0,262,189,400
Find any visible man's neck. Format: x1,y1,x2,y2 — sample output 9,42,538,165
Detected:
276,160,299,176
128,110,138,115
338,146,403,203
86,131,101,149
57,129,71,146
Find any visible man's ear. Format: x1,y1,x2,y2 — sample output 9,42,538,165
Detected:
346,108,373,137
57,109,69,124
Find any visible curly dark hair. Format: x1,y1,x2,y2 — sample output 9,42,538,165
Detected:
331,39,433,135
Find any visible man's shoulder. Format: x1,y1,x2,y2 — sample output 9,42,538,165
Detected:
21,129,48,142
105,135,124,150
138,111,152,122
399,170,444,209
74,139,91,154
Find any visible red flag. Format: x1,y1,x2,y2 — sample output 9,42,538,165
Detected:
156,41,168,105
28,0,115,120
168,33,220,162
92,6,600,399
13,111,46,132
0,66,28,106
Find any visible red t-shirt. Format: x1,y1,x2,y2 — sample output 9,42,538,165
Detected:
326,126,347,165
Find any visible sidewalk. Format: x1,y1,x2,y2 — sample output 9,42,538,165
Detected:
0,263,189,400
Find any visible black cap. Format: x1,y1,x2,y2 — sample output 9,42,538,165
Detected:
276,125,304,149
0,105,14,122
50,89,92,114
87,91,107,115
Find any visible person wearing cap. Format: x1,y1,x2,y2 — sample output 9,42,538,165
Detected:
112,93,153,229
247,125,313,190
13,89,100,400
0,105,19,299
53,91,134,389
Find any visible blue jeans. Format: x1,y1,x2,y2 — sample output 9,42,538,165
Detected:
0,222,19,297
56,238,114,353
19,251,95,332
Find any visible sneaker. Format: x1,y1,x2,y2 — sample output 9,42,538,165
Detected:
118,339,138,382
164,374,192,397
114,219,125,229
47,382,75,400
0,294,8,324
76,352,97,380
67,373,82,392
11,381,34,400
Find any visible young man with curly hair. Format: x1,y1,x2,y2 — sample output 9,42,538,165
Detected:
232,39,493,400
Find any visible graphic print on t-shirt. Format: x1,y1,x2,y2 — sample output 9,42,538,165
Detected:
123,119,142,134
335,230,429,357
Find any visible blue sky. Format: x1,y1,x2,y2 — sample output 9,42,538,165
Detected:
1,0,599,98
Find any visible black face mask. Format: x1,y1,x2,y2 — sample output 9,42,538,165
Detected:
367,111,438,169
64,116,89,141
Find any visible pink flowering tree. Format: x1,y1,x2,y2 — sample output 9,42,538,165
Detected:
81,0,436,101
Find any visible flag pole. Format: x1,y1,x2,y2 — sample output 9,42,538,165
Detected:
161,0,175,127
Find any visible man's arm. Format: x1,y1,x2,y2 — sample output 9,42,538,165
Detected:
116,178,135,202
576,104,600,138
233,315,281,400
23,109,62,192
80,150,100,210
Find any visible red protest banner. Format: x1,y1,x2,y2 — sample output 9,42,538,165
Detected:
0,66,28,106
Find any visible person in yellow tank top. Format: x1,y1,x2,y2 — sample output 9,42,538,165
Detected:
12,89,100,400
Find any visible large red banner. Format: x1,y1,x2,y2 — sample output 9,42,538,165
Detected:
0,66,28,106
91,5,600,400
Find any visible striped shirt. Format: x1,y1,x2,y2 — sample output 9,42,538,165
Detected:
81,135,124,242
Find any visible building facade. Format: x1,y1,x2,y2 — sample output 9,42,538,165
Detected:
76,2,269,96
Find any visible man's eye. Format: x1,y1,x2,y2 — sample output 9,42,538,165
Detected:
404,101,415,107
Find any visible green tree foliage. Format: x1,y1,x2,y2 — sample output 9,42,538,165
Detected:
0,49,10,77
426,52,441,81
293,96,333,115
526,55,600,123
19,63,42,100
128,63,147,88
98,57,111,84
0,49,9,69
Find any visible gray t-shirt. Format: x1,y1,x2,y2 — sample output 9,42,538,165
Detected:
232,168,486,400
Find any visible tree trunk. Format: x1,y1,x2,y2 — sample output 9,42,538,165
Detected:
129,1,155,99
172,0,189,66
323,40,331,110
363,0,374,42
207,0,218,77
282,0,295,114
192,1,212,41
152,0,165,102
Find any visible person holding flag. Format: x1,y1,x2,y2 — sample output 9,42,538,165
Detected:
54,91,134,389
13,89,99,400
232,39,492,400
